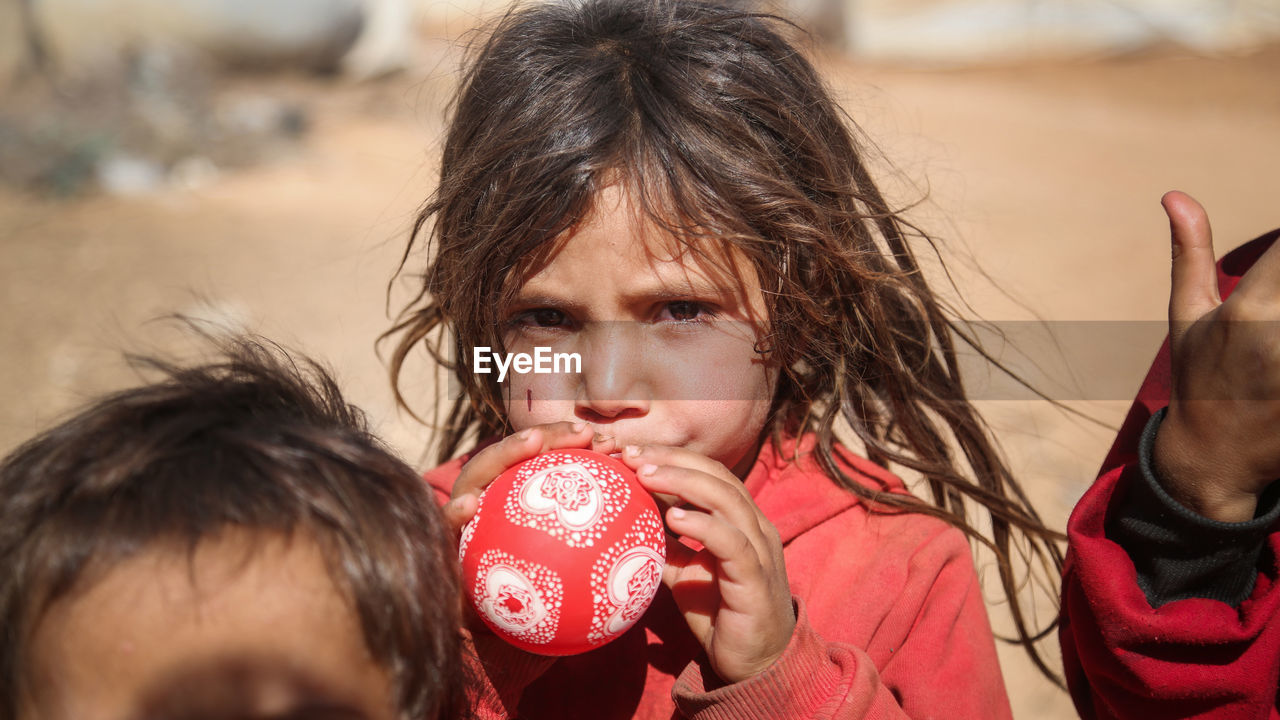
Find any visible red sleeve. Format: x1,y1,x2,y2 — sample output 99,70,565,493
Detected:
463,632,556,719
1061,230,1280,719
423,455,467,507
1062,463,1280,719
422,438,501,505
672,524,1010,719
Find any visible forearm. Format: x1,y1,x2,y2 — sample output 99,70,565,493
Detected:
1062,446,1280,719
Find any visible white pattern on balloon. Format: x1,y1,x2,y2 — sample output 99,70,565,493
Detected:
472,550,564,647
586,509,667,645
482,564,547,632
504,453,631,548
604,547,665,635
518,463,604,531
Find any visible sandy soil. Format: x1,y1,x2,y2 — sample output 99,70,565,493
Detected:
1,33,1277,718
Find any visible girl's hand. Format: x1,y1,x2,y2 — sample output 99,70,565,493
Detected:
620,444,795,684
1154,191,1280,522
443,421,601,535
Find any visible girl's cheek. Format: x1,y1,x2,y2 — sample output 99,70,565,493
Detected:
657,332,774,405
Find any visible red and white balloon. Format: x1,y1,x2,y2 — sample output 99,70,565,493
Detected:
459,449,667,655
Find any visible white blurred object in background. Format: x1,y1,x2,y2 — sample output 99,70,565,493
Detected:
834,0,1280,62
5,0,364,83
11,0,1277,87
418,0,1280,62
341,0,415,79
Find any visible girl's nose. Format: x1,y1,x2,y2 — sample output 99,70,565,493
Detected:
574,323,651,423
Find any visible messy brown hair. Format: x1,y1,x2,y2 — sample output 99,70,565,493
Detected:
385,0,1064,682
0,336,469,719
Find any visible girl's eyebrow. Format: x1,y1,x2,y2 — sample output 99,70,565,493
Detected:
621,284,739,303
511,283,739,309
506,293,585,312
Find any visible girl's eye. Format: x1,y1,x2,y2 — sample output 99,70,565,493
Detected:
514,308,570,328
661,301,713,323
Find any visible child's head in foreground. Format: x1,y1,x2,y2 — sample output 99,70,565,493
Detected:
386,0,1062,678
0,338,467,720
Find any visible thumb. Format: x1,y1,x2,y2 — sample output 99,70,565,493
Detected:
444,493,479,539
1163,190,1220,340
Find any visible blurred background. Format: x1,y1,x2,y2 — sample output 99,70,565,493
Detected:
2,1,1278,716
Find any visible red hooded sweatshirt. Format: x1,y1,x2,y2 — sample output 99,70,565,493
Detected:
427,433,1011,719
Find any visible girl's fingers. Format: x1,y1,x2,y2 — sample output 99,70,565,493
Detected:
665,506,768,589
443,493,479,537
591,432,620,456
452,421,592,500
637,464,777,564
623,444,760,514
620,444,741,488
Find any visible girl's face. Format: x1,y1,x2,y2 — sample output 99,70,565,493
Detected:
499,186,778,478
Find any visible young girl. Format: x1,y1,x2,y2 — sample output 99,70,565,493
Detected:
385,1,1062,716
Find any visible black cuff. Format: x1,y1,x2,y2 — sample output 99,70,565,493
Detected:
1105,407,1280,607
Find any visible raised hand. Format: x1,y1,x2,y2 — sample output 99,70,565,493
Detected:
443,421,600,535
1153,191,1280,522
620,444,795,684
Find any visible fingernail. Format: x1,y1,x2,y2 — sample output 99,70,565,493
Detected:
572,422,587,433
638,463,657,477
624,445,641,458
518,429,532,440
594,432,613,444
669,507,686,520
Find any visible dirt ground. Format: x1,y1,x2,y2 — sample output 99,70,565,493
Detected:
2,31,1277,718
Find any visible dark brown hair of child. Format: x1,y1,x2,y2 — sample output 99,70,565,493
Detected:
384,0,1065,683
0,336,469,719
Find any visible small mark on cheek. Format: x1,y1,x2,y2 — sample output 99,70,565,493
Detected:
527,388,532,413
